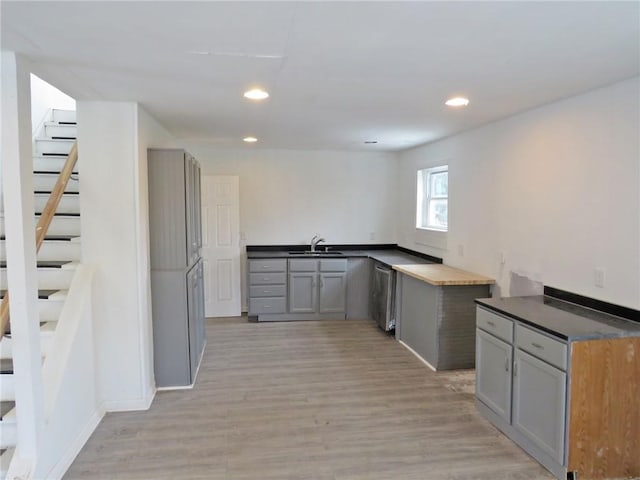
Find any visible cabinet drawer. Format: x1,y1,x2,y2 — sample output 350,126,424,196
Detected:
249,297,286,314
476,307,513,343
515,325,567,371
249,285,286,298
319,259,348,272
248,259,286,273
249,273,286,285
289,259,318,272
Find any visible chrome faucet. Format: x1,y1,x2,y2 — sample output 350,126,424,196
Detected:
310,234,325,252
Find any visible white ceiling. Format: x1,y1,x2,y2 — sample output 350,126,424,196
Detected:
2,1,639,152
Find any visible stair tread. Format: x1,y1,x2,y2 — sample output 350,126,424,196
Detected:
0,402,14,420
0,289,65,299
34,191,79,195
0,359,12,375
34,137,75,142
0,235,77,242
0,261,72,269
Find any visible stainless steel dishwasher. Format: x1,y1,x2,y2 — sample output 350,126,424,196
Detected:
369,261,396,331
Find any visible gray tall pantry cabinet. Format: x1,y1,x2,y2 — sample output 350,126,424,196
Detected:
148,148,205,388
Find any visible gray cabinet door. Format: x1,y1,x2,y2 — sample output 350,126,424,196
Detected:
319,272,346,314
476,329,513,423
289,272,317,313
512,349,566,464
186,263,199,381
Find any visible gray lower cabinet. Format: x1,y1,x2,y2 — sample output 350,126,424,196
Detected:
247,259,287,319
289,271,317,313
476,306,567,479
475,329,512,423
512,349,566,464
288,259,347,318
345,258,369,319
248,257,348,321
148,148,205,388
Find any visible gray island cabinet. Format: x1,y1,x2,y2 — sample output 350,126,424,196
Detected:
475,297,640,480
393,264,495,370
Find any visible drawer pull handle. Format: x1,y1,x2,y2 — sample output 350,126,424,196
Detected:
504,357,509,372
263,278,269,281
513,362,518,377
487,321,496,327
531,342,544,349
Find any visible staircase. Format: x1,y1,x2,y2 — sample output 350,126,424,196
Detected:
0,109,79,478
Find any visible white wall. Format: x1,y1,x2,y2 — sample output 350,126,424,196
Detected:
398,77,640,309
77,102,158,411
30,74,75,133
186,147,399,246
185,146,399,310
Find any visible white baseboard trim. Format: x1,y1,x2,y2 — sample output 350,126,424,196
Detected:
102,389,155,412
157,383,194,391
399,340,437,372
42,407,104,480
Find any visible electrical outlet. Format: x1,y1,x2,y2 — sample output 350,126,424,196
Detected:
594,268,605,288
457,244,464,256
500,252,506,265
369,232,376,241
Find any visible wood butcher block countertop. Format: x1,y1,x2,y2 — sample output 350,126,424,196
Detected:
392,263,495,286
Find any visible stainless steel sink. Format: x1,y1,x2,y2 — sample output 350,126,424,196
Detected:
289,251,344,256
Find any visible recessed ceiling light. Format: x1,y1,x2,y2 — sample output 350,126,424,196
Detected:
445,97,470,107
186,50,210,56
243,88,269,100
243,136,258,143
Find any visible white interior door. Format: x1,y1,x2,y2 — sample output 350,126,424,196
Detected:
201,175,241,317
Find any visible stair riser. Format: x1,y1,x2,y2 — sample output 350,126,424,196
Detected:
34,174,79,193
51,109,76,123
39,298,64,322
0,374,14,401
0,268,75,290
44,124,77,139
0,216,80,237
33,156,79,174
0,241,80,262
0,447,14,478
0,332,53,360
0,420,17,448
34,139,74,155
34,194,79,215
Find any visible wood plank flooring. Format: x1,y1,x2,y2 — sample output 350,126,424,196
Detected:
64,318,554,479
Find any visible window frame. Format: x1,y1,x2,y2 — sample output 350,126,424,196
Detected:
416,165,449,232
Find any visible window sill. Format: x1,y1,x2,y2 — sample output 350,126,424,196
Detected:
416,226,448,233
415,227,448,250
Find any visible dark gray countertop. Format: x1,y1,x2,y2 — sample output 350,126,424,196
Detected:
476,295,640,341
246,248,435,267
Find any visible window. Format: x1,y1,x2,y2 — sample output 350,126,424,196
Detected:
416,165,448,231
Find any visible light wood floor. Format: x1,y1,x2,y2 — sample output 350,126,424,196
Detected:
65,317,554,480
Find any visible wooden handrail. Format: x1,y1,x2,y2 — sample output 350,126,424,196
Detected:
0,142,78,337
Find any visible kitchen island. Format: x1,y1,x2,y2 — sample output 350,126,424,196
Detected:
393,263,495,370
475,293,640,480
